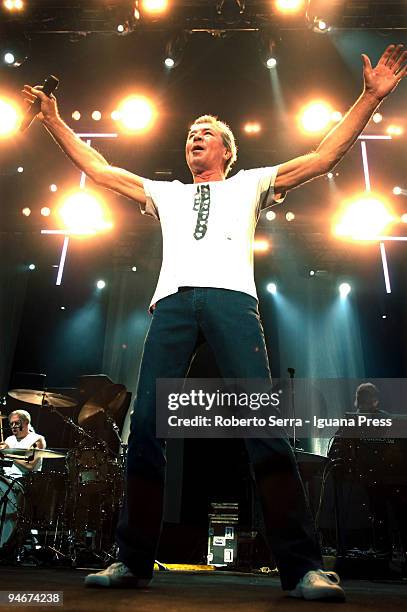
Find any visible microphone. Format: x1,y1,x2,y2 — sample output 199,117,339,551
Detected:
20,74,59,132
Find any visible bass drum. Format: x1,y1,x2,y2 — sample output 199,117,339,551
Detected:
23,471,68,529
0,476,27,553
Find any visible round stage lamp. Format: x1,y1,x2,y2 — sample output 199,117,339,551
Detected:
117,95,155,133
339,282,351,298
0,99,20,137
299,101,332,134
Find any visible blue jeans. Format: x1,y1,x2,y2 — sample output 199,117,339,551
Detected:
116,288,322,589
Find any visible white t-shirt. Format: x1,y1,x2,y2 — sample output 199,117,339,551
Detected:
141,166,283,309
3,431,46,478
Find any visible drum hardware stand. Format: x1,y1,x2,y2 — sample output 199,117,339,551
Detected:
104,413,122,445
0,398,6,443
287,367,297,450
0,478,19,549
0,481,32,564
47,404,95,443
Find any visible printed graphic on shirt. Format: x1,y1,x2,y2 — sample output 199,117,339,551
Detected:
193,184,211,240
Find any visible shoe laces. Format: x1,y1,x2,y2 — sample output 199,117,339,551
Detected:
106,562,129,576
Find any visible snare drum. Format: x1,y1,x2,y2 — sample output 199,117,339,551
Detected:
0,476,26,551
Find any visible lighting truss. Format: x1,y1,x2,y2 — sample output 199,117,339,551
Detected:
1,2,406,36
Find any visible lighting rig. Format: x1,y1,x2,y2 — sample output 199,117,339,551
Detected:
1,1,407,37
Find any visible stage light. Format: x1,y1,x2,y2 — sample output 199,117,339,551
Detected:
299,101,332,134
72,111,81,121
41,207,51,217
393,186,402,195
327,172,334,180
57,190,113,235
401,214,407,223
92,111,102,121
334,194,394,240
117,95,155,133
2,33,28,67
339,282,351,298
96,280,106,290
4,52,15,65
111,110,120,121
258,31,278,69
275,0,304,14
286,211,295,221
266,282,277,295
372,112,383,124
309,270,315,276
131,266,137,272
266,210,276,221
17,166,24,173
117,24,125,33
0,98,20,137
22,207,31,217
386,124,403,137
163,31,188,69
312,17,331,33
244,122,261,134
2,45,27,67
3,0,24,10
141,0,168,15
331,111,342,123
28,264,36,271
254,239,270,252
60,306,66,310
50,184,58,192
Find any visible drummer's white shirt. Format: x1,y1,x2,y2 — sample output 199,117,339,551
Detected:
141,166,284,310
3,431,45,478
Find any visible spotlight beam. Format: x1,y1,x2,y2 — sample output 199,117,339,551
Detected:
360,138,392,295
56,236,70,286
380,242,391,294
358,135,391,140
76,133,118,138
360,140,371,192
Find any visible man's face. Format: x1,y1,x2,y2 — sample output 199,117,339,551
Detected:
185,122,230,176
356,395,379,412
9,415,28,439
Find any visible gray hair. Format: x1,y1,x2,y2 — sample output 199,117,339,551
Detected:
9,409,34,432
191,115,238,176
9,409,31,424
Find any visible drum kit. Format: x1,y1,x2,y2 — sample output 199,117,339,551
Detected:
0,388,127,566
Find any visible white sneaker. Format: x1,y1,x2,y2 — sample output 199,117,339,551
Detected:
288,570,345,601
84,562,151,588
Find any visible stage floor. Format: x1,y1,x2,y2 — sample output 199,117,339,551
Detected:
0,567,406,611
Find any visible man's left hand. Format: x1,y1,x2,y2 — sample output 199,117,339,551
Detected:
363,44,407,101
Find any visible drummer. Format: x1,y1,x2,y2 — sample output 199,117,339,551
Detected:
0,410,46,478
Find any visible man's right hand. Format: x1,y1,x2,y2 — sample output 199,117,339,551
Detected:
21,84,60,124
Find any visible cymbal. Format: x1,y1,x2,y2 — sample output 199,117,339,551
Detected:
0,448,66,459
8,389,77,408
78,384,126,425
